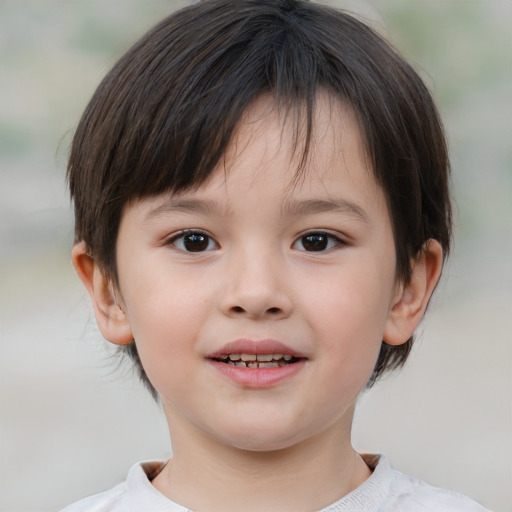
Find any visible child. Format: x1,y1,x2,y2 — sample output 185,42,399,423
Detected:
63,0,489,510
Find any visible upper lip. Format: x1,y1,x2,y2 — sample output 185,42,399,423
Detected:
207,339,306,359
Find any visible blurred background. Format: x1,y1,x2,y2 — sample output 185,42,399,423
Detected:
0,1,510,511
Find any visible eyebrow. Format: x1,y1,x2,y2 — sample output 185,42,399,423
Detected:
145,198,220,220
145,197,369,224
281,198,370,225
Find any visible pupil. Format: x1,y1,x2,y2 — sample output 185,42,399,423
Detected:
302,234,327,251
184,233,208,252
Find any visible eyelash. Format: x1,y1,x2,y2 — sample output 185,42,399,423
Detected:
165,230,346,254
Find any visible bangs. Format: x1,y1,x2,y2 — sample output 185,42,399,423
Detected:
79,2,326,201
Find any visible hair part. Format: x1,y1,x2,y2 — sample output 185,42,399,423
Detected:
68,0,451,397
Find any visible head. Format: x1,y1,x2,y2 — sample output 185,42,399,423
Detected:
68,0,451,400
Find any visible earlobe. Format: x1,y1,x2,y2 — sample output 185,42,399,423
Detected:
383,239,443,346
71,242,134,346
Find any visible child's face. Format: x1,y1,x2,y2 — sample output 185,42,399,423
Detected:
114,96,402,451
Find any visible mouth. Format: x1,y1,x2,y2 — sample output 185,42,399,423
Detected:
211,353,302,368
207,340,307,387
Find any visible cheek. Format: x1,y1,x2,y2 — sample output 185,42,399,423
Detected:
304,258,393,378
307,256,394,333
123,260,210,337
121,276,208,390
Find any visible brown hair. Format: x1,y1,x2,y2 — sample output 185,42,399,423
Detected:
68,0,451,396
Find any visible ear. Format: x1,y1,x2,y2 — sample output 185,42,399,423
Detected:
71,242,133,346
383,239,443,346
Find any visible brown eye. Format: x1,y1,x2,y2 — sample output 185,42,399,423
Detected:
183,233,209,252
294,232,343,252
170,231,218,252
301,234,328,251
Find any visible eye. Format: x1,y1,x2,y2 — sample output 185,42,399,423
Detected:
168,230,218,253
293,232,344,252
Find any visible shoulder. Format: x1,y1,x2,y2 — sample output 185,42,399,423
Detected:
59,480,130,512
321,455,490,512
59,460,175,512
59,481,128,512
384,459,490,512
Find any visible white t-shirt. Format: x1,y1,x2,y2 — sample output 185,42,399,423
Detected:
60,455,490,512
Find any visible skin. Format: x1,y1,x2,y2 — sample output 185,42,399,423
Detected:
73,95,443,512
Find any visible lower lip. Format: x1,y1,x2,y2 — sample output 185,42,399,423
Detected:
208,360,306,388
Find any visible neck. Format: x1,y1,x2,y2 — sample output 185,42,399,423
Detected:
152,410,371,512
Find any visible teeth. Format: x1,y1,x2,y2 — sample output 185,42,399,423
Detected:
259,361,279,368
220,354,297,368
223,353,294,362
256,354,273,362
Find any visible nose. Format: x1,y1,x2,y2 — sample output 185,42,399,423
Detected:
219,248,293,320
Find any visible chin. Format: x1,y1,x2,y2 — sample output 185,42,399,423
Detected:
227,438,299,453
215,422,310,453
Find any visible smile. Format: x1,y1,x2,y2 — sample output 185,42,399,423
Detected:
207,339,307,387
213,353,299,368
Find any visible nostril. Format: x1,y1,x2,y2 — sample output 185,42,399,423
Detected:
231,306,245,313
267,307,281,315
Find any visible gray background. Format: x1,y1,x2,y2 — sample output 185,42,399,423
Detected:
0,1,510,511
